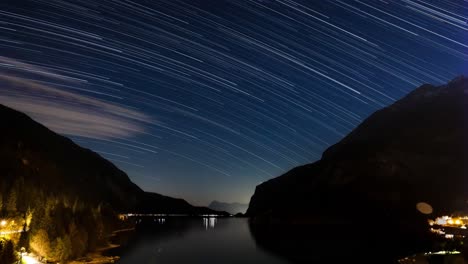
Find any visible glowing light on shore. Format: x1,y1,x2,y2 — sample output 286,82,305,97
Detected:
424,250,461,255
429,216,468,227
22,255,39,264
428,215,468,239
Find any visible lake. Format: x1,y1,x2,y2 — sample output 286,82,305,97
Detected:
116,217,290,264
113,216,441,264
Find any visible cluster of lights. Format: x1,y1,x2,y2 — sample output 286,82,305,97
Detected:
0,219,28,239
398,251,461,263
1,221,36,264
424,250,461,255
429,229,455,239
427,215,468,240
430,228,445,235
125,213,190,217
124,213,224,217
428,216,468,228
445,234,455,239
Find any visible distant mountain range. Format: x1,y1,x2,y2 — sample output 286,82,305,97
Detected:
208,201,248,214
247,76,468,259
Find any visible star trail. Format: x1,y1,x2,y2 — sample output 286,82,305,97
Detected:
0,0,466,205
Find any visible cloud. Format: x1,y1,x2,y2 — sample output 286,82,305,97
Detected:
0,56,151,139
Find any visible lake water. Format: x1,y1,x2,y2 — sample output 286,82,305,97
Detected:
113,216,440,263
116,217,290,264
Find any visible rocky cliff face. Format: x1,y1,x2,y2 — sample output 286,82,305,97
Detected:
247,76,468,231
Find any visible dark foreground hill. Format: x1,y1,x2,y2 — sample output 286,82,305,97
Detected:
0,104,221,261
246,76,468,262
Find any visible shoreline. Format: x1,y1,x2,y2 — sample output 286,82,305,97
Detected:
68,227,135,264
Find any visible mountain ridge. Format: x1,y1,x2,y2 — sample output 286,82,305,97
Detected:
0,103,224,261
247,75,468,226
245,75,468,262
0,103,221,215
208,200,248,214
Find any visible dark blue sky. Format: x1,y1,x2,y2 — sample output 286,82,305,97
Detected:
0,0,466,205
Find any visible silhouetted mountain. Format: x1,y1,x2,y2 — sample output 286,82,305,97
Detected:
0,103,220,215
0,104,224,261
247,76,468,260
208,201,248,214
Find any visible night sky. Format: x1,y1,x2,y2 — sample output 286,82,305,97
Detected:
0,0,466,205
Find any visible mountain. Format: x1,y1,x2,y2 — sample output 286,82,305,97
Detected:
208,201,248,214
246,76,468,260
0,103,220,215
0,103,222,261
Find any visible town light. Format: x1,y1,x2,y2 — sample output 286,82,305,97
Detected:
0,220,6,227
22,255,39,264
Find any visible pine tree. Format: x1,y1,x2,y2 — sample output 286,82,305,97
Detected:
6,189,16,213
25,206,33,229
0,239,16,264
30,229,51,258
52,235,72,261
69,221,88,257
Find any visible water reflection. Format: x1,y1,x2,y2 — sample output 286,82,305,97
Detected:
113,216,468,263
155,218,166,224
203,217,216,229
116,217,288,264
247,220,434,263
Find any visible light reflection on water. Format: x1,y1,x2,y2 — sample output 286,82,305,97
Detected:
117,217,288,264
155,218,166,224
203,217,216,229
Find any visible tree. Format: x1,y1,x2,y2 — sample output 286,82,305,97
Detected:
6,189,17,213
30,229,50,258
0,239,16,264
25,206,33,229
52,235,72,261
18,230,29,251
69,221,88,258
